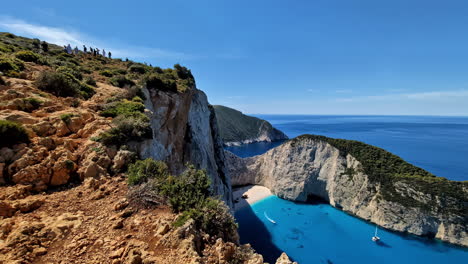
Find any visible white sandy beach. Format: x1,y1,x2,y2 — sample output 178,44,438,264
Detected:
233,185,272,211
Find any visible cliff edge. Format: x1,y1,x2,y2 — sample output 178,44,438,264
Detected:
227,135,468,247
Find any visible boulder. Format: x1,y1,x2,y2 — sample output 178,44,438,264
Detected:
276,253,297,264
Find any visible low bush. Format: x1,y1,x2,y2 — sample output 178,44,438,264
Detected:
174,198,238,241
100,99,146,118
0,56,25,75
19,97,43,112
98,114,152,146
128,64,147,74
35,71,95,99
109,75,135,88
14,50,40,63
127,158,169,185
100,69,114,77
84,76,97,87
60,113,75,124
144,65,195,93
57,66,83,80
161,165,211,213
0,120,30,148
0,43,15,53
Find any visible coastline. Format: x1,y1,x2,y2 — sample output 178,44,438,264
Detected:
233,185,273,211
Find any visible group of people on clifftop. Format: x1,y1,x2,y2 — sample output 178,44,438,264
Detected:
63,44,112,58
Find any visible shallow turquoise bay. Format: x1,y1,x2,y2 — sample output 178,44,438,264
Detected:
235,196,468,264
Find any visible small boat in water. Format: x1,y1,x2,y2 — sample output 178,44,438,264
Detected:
372,226,380,242
264,211,277,224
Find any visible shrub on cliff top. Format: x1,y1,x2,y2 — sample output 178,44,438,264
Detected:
144,65,194,93
0,120,29,148
35,71,95,99
161,165,211,213
14,50,40,63
18,97,43,112
0,56,25,74
98,114,152,147
100,99,146,118
56,65,83,80
109,75,135,88
127,158,169,185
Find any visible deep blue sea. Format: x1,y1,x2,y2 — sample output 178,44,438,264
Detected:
230,115,468,263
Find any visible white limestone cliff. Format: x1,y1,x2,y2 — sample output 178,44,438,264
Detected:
226,136,468,247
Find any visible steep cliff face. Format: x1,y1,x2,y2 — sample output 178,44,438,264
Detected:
213,105,288,146
227,136,468,247
135,87,232,207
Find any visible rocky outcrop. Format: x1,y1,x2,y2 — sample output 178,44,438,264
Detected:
135,88,233,207
227,135,468,247
213,105,288,146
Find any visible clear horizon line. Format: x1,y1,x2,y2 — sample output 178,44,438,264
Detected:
244,113,468,117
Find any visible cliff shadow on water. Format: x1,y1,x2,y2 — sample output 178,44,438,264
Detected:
234,201,284,263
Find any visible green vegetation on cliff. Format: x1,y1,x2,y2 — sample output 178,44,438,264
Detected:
0,120,30,148
213,105,287,144
293,135,468,214
127,159,237,242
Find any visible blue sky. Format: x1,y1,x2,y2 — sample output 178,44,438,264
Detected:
1,0,468,115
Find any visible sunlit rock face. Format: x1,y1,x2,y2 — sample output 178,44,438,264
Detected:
227,137,468,247
136,87,232,207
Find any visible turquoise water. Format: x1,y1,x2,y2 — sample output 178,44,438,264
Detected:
235,196,468,264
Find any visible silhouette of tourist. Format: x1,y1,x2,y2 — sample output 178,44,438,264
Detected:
108,51,112,59
41,41,48,52
83,45,87,53
102,49,106,57
74,46,79,55
96,48,100,56
66,44,72,54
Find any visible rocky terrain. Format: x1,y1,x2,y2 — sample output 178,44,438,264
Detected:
227,135,468,247
213,105,288,146
0,33,296,264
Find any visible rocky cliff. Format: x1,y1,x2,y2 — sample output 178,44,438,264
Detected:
134,88,232,207
213,105,288,146
227,135,468,247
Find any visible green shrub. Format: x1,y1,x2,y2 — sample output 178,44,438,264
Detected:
127,158,169,185
0,43,15,53
19,97,43,112
128,64,147,74
98,114,152,146
57,66,83,80
100,99,145,118
100,69,114,77
0,56,25,74
0,120,29,148
144,65,195,93
84,76,97,87
35,71,95,99
3,33,15,38
60,113,75,124
35,71,79,97
174,198,237,241
161,165,211,213
109,75,135,88
15,50,40,63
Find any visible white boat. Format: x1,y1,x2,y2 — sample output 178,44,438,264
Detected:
264,211,277,224
372,226,380,242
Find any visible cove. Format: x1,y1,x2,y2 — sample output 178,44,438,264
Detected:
235,196,468,264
